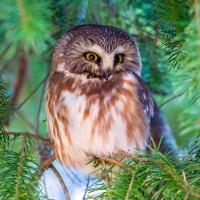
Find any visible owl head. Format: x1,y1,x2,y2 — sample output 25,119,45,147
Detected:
53,24,142,80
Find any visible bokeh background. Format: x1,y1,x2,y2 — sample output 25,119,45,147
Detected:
0,0,200,199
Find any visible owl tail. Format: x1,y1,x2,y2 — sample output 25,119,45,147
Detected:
149,101,177,155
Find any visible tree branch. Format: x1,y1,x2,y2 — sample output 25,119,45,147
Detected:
83,177,90,200
15,74,49,111
16,111,38,132
41,154,56,169
12,49,27,104
0,54,18,75
159,92,184,108
0,42,12,60
38,153,56,177
99,156,132,172
1,131,51,147
36,75,48,134
49,164,71,200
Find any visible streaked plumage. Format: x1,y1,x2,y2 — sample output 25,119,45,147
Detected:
46,24,153,173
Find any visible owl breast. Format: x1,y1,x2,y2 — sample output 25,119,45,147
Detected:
46,72,148,172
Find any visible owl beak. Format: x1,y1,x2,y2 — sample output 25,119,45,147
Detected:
102,69,112,80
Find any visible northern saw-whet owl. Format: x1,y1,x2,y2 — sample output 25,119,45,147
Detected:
46,24,154,173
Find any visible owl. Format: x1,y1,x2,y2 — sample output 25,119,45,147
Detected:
46,24,153,173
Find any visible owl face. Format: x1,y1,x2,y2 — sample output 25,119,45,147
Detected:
53,24,142,80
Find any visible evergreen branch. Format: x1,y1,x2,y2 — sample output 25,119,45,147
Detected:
14,137,26,200
1,131,51,147
125,172,135,200
0,137,47,199
100,157,122,166
49,164,71,200
88,138,200,200
0,82,12,132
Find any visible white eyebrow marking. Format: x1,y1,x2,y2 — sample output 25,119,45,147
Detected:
114,46,125,54
85,44,125,56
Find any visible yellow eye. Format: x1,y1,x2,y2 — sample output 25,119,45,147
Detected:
115,54,124,64
85,52,98,62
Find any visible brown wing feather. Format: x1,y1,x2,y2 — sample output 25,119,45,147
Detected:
133,72,154,121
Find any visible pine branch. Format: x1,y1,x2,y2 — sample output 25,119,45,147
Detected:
49,164,71,200
88,138,200,200
125,172,135,200
14,137,26,200
1,131,51,147
0,82,12,132
0,136,47,199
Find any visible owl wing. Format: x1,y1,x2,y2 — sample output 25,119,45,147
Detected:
133,73,154,121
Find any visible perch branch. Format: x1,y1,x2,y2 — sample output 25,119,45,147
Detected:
100,157,122,166
49,164,71,200
40,154,56,170
100,156,132,172
38,153,56,177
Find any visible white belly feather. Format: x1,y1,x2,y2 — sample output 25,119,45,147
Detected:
61,90,138,156
48,74,147,173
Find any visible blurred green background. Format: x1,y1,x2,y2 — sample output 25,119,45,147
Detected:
0,0,200,199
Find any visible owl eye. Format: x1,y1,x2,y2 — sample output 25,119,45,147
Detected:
84,52,99,62
114,54,124,64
